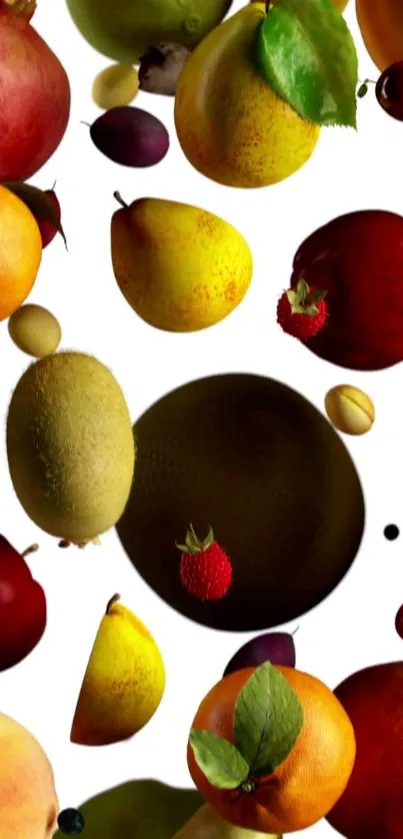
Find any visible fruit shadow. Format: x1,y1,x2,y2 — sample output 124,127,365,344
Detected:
116,373,365,632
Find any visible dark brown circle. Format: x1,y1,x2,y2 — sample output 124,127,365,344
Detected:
116,374,365,631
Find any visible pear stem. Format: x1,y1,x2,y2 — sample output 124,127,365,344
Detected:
106,593,121,614
22,543,39,558
265,0,270,11
113,191,128,208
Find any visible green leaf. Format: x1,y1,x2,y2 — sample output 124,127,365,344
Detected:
3,181,67,247
254,0,358,127
357,82,368,99
234,661,303,776
189,729,250,790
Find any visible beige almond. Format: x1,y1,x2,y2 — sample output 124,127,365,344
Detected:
324,385,375,436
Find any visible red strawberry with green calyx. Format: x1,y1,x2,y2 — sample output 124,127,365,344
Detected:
177,524,233,601
277,279,328,340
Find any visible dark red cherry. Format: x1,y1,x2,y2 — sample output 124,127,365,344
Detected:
395,603,403,639
376,61,403,121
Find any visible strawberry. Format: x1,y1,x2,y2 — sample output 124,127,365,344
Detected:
176,525,232,600
277,279,328,340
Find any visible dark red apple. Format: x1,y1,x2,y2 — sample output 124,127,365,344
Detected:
327,662,403,839
0,2,70,182
0,536,47,671
37,190,61,248
3,181,66,248
289,210,403,371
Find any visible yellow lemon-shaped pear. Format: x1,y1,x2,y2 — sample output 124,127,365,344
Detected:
71,594,165,745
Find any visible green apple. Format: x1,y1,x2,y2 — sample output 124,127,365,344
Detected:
65,0,234,64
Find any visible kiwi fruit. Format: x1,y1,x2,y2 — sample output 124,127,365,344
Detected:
6,351,135,543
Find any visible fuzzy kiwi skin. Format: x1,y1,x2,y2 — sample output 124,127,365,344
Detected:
6,351,135,542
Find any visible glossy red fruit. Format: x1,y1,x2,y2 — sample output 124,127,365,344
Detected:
0,536,46,671
376,61,403,121
327,662,403,839
289,210,403,371
37,190,60,248
395,604,403,639
0,4,70,181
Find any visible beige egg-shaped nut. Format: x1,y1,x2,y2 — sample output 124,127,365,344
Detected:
8,304,62,358
92,64,139,110
324,385,375,436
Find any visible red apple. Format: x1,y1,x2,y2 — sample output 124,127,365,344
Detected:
37,189,61,248
327,662,403,839
0,536,47,671
289,210,403,372
0,2,71,182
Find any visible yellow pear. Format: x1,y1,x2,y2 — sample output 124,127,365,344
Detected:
0,711,58,839
173,803,282,839
54,780,204,839
70,594,165,746
110,193,253,332
174,3,320,188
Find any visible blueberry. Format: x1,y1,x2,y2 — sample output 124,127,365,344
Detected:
384,524,399,541
57,808,85,835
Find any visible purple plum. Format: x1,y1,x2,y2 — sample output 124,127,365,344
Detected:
223,631,297,677
89,106,169,168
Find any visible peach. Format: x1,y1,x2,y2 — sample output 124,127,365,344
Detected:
0,711,58,839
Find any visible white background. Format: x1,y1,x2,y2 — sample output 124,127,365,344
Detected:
1,1,403,836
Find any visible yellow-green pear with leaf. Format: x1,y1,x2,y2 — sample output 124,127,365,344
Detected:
174,0,358,188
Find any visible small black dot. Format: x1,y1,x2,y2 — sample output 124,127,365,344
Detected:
57,808,85,835
384,524,400,541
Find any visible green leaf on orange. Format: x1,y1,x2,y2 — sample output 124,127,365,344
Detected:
254,0,358,127
3,181,67,247
189,729,250,789
234,661,303,776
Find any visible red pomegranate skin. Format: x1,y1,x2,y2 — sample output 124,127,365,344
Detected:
326,662,403,839
290,210,403,372
0,7,71,181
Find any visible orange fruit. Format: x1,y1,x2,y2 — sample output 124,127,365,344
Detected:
0,185,42,321
356,0,403,72
187,666,356,835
